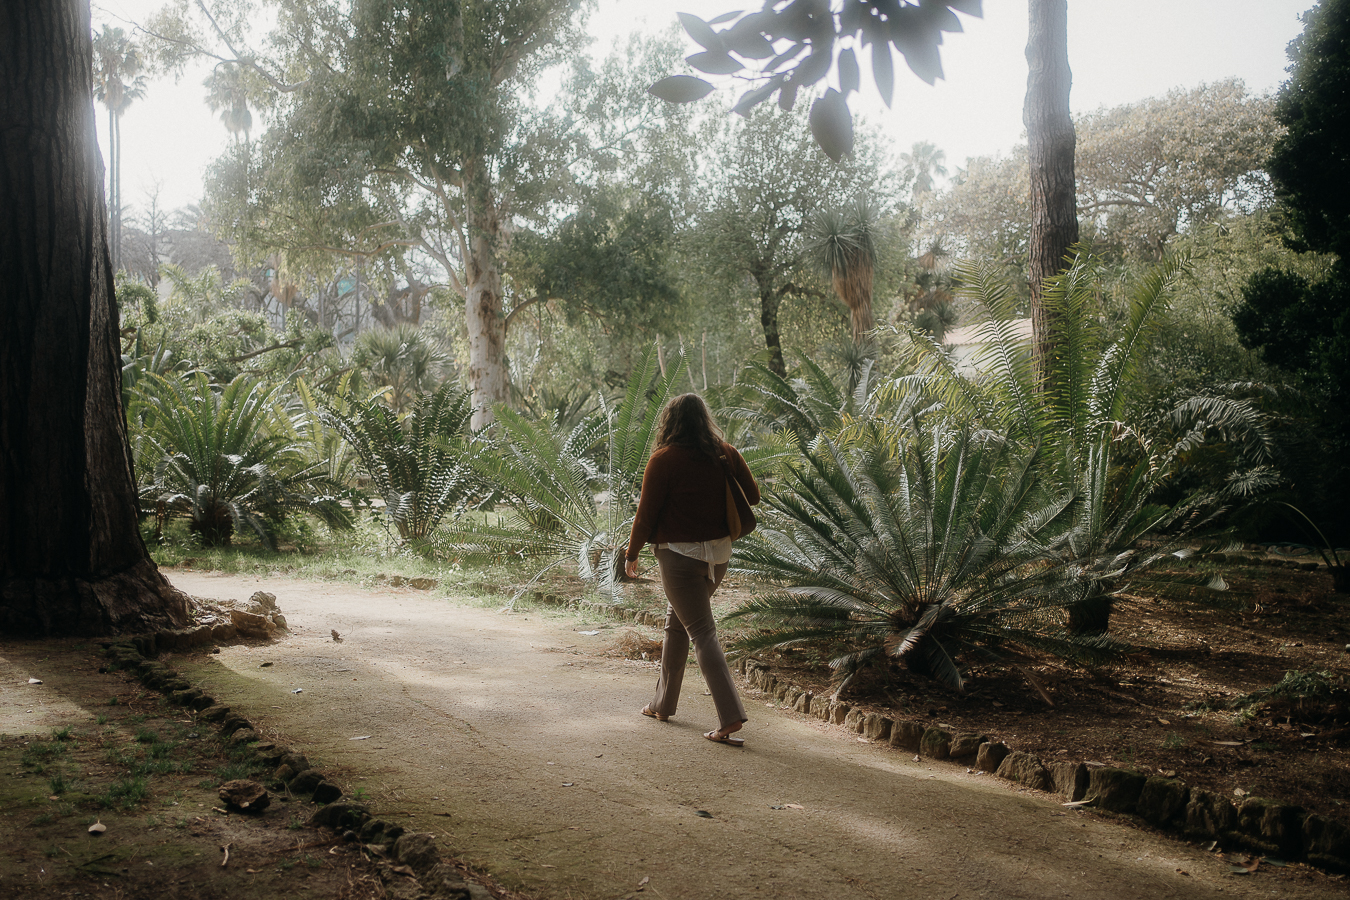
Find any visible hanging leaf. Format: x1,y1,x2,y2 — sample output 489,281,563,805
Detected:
766,42,807,73
686,51,744,76
793,47,833,87
896,38,944,85
708,11,741,25
921,3,965,33
648,76,716,104
678,13,724,51
724,21,776,59
778,82,799,112
809,89,854,162
837,48,860,95
872,41,894,107
732,78,783,117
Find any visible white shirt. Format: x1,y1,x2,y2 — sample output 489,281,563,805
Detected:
657,537,732,581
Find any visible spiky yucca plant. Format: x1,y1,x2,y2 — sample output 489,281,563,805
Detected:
728,422,1124,695
320,383,476,540
810,197,880,346
133,372,353,547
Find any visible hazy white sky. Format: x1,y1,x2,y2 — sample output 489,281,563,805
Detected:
91,0,1314,213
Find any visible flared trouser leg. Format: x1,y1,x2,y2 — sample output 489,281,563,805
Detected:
649,547,747,730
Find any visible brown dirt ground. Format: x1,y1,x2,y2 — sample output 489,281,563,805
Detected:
0,642,388,900
716,557,1350,824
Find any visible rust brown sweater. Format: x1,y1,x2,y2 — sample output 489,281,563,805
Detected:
626,442,760,561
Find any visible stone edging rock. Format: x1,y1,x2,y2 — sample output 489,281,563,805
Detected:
734,658,1350,873
100,638,491,899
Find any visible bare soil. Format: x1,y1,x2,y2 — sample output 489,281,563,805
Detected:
0,642,384,900
735,558,1350,824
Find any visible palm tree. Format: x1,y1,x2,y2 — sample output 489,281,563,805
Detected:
204,62,253,146
320,383,477,541
92,26,147,272
350,325,451,414
901,141,948,205
810,197,881,350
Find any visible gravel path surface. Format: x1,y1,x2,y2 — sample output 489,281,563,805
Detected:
163,571,1345,900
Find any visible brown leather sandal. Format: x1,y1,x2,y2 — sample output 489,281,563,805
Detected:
641,706,669,721
704,729,745,747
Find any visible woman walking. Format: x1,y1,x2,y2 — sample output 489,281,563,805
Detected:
624,393,759,746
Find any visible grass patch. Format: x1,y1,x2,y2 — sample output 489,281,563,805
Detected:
98,775,149,810
135,728,161,744
214,761,261,782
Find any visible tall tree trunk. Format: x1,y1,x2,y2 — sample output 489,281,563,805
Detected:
0,0,190,636
833,265,875,351
754,270,786,378
463,158,508,430
1024,0,1079,386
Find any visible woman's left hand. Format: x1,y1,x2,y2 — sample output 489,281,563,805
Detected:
624,558,639,579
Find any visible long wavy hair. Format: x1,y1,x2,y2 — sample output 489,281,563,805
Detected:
654,393,725,460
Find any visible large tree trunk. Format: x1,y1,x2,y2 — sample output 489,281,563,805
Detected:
463,159,508,430
1024,0,1079,386
753,267,786,378
0,0,190,636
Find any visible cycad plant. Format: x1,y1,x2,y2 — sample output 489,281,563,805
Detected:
442,344,688,601
895,251,1232,633
728,422,1116,695
133,372,353,547
320,383,476,541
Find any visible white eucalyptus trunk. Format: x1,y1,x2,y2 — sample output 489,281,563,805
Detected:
463,160,508,430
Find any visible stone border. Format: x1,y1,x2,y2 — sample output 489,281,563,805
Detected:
100,637,492,900
734,658,1350,873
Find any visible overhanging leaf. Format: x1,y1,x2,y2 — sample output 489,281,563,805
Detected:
678,13,724,51
724,20,775,59
809,89,854,162
732,78,783,117
686,50,744,75
871,41,894,107
648,75,715,104
837,47,860,95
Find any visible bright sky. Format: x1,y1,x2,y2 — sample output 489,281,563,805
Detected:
91,0,1314,214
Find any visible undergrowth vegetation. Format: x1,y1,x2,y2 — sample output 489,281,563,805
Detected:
126,252,1342,704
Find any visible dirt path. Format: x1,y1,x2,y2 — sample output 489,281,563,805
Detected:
165,571,1343,900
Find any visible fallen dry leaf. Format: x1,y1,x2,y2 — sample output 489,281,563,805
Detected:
88,821,106,834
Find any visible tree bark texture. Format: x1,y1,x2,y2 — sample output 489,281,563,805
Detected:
0,0,190,635
754,269,786,378
463,159,509,430
1024,0,1079,381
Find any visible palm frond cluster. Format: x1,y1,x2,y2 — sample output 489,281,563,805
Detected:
122,251,1288,701
726,251,1250,695
437,344,689,602
131,372,352,548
